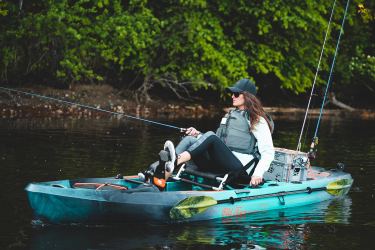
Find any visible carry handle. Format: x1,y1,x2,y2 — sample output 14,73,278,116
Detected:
234,190,251,194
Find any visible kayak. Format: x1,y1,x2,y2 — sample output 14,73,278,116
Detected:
25,148,353,225
27,196,352,249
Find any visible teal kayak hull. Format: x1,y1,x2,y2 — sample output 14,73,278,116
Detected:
25,167,353,225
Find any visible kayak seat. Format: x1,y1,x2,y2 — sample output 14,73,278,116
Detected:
183,162,227,180
173,161,229,190
150,160,227,180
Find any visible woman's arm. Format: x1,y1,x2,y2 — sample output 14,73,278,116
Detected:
251,117,275,181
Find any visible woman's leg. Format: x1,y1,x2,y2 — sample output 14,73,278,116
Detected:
169,132,243,173
165,132,242,178
165,135,211,179
165,151,191,180
186,132,243,173
175,136,198,155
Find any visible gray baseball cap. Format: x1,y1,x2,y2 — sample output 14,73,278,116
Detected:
225,79,257,96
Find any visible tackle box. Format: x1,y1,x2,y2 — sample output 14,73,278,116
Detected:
263,148,308,182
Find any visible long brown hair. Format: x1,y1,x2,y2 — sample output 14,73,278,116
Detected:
242,91,273,133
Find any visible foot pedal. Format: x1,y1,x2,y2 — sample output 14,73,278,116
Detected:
159,150,171,162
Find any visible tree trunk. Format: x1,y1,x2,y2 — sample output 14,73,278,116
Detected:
326,92,356,111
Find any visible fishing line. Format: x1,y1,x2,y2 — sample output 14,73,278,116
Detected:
0,86,183,131
313,0,350,143
84,114,181,137
295,0,337,153
302,93,317,152
1,86,186,158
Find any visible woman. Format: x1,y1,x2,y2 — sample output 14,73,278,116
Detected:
160,79,274,187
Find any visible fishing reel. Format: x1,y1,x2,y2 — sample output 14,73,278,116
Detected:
292,156,310,170
307,149,317,161
307,137,318,161
293,147,316,171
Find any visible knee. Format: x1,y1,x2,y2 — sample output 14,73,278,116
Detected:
176,136,197,154
204,131,216,137
197,131,220,145
186,136,198,143
178,136,197,148
206,131,220,141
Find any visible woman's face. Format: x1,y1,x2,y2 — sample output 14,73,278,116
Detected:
232,92,245,110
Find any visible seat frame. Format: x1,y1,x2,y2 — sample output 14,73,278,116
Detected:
172,163,229,191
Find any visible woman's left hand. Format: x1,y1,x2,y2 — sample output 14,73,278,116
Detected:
250,176,262,186
184,127,199,137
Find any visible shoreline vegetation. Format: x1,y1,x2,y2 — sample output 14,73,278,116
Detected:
1,85,374,119
1,1,374,112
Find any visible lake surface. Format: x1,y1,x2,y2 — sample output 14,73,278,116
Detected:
0,111,374,249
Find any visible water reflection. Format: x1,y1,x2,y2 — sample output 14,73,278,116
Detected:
28,196,351,250
1,114,375,249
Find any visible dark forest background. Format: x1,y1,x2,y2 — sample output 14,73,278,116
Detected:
1,0,374,107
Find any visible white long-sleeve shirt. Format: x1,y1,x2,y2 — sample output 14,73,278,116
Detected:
231,117,274,177
196,116,274,177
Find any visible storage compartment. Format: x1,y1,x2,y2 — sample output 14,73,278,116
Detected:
263,148,308,182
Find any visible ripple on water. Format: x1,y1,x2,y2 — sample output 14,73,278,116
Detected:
1,115,375,249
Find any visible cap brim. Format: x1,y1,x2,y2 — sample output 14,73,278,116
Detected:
225,87,242,93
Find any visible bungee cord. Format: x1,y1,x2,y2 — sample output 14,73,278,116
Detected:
0,86,182,131
295,0,338,153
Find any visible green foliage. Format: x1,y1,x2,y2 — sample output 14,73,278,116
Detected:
143,0,249,94
349,46,375,87
358,3,374,23
0,0,8,16
211,0,342,93
332,1,375,93
0,0,374,99
1,0,160,86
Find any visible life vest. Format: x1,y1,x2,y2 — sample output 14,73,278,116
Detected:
216,109,274,184
216,109,274,156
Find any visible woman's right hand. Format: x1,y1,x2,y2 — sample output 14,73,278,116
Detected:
181,127,200,137
250,176,263,187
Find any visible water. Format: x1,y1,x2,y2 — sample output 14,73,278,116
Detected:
0,111,374,249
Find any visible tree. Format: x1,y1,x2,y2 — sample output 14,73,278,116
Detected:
1,0,161,89
0,0,8,16
132,0,249,101
1,0,374,105
325,1,375,107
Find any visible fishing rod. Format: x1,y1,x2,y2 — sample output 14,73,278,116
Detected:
296,0,350,160
0,86,186,131
295,0,337,154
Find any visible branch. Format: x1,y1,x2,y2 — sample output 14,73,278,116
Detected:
25,50,49,75
125,68,142,90
327,92,356,111
154,73,205,100
164,80,186,100
352,74,374,93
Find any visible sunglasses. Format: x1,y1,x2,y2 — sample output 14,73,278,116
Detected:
232,92,243,97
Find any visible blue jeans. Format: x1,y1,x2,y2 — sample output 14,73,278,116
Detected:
176,136,198,154
176,135,210,159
